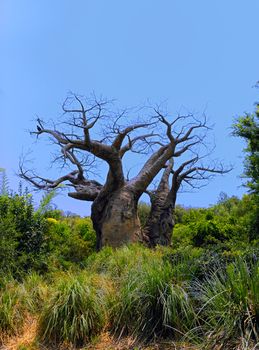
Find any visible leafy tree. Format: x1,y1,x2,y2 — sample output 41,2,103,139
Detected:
232,102,259,194
232,95,259,237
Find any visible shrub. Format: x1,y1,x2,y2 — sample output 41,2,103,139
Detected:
0,216,19,274
45,216,96,270
0,193,49,274
138,202,151,227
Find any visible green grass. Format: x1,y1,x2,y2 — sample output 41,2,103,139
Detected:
0,278,26,336
0,244,259,349
195,258,259,348
38,272,107,346
109,256,196,341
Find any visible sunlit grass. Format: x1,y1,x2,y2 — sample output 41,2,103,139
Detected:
38,272,107,346
109,257,196,341
0,278,26,337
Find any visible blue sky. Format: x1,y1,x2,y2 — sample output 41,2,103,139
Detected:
1,1,259,215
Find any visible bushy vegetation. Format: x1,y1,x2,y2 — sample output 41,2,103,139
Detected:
0,187,96,277
0,244,258,349
0,174,259,348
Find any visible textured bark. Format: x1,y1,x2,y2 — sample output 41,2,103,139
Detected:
144,161,176,247
144,198,175,247
144,155,230,247
91,187,141,250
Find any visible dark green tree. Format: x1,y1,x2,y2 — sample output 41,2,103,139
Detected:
232,94,259,238
232,101,259,194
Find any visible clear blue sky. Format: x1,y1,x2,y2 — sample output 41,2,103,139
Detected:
1,1,259,215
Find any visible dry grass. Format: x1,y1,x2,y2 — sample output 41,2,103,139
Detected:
1,317,199,350
1,315,38,350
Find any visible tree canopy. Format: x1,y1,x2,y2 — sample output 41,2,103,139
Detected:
232,100,259,194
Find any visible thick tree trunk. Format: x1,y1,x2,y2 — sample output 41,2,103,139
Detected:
143,161,176,247
91,187,141,250
144,198,174,247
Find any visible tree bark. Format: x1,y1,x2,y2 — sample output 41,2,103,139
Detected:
144,199,175,247
91,186,141,250
143,161,176,247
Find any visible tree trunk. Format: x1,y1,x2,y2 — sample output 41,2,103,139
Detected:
144,198,174,247
143,161,176,247
91,187,141,250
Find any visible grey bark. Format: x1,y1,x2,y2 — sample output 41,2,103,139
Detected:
144,157,231,247
19,94,211,250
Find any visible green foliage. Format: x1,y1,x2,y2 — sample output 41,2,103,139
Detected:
232,103,259,195
36,190,57,215
173,194,259,252
232,98,259,239
45,216,96,269
38,273,106,346
138,201,150,227
0,193,48,274
0,216,19,274
0,185,97,275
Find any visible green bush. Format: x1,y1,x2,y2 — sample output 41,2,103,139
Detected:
0,216,19,274
138,201,151,227
45,217,96,269
0,193,48,274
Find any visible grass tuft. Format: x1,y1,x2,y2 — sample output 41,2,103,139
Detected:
195,258,259,348
0,279,26,337
38,272,106,347
109,258,196,341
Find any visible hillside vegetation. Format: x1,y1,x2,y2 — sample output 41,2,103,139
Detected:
0,187,258,349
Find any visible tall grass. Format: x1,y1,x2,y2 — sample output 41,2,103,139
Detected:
86,244,166,278
0,278,26,337
22,272,49,313
195,258,259,348
38,272,107,346
1,244,258,349
109,258,196,341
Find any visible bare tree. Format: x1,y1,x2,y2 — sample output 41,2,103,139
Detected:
144,154,232,247
20,94,210,250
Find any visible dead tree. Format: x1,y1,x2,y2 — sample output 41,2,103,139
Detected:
144,155,232,247
20,94,209,250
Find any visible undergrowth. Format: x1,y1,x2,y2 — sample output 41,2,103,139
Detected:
0,244,259,349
